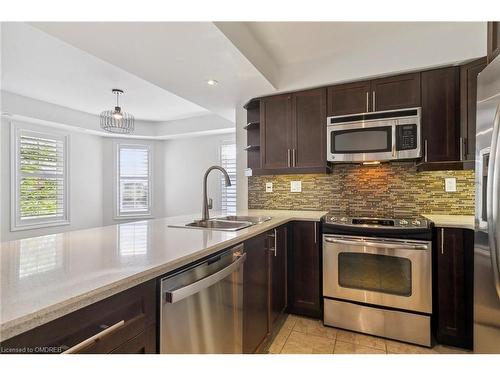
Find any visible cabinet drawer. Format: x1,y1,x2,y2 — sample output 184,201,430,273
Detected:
1,280,156,354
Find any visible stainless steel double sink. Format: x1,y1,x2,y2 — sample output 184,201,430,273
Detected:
169,215,272,231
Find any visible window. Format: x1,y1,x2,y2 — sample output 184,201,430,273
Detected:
220,143,236,214
116,144,152,218
11,125,69,230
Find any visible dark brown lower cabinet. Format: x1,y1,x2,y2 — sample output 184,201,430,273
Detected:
243,231,270,353
0,280,157,354
243,225,289,353
434,227,474,350
269,225,288,326
288,221,321,319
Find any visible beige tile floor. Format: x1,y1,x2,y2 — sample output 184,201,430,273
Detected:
267,315,469,354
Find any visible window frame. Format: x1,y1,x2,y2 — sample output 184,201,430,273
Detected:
219,140,237,215
10,121,70,231
114,142,153,220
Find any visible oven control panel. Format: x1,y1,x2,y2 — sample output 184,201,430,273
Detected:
323,214,429,229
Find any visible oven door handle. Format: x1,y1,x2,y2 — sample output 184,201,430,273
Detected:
324,237,428,250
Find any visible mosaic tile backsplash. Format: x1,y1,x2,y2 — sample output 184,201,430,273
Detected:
248,162,475,215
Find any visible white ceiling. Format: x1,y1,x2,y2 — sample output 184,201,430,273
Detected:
29,22,276,121
1,22,209,122
243,22,487,90
1,21,488,128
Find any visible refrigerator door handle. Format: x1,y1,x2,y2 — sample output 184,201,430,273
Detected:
487,104,500,299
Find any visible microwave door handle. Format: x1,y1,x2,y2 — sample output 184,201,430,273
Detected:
324,237,428,250
487,104,500,299
392,122,397,158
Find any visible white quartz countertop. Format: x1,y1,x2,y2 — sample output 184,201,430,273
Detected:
422,214,475,230
0,209,326,341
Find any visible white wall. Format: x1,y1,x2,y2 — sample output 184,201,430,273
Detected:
235,103,248,211
163,133,236,217
0,118,104,241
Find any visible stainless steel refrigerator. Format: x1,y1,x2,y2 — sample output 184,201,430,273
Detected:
474,53,500,353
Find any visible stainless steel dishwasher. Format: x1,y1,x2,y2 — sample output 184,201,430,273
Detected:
160,244,246,353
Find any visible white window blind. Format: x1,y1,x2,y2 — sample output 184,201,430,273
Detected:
220,143,237,214
12,127,69,230
117,144,151,217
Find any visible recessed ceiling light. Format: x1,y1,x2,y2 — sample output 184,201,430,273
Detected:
207,79,218,86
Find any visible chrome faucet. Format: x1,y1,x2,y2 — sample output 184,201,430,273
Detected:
202,166,231,221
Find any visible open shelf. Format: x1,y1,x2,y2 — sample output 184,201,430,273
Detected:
243,121,260,130
244,145,260,151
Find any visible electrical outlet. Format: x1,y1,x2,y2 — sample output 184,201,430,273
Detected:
244,168,253,177
265,182,273,193
290,181,302,193
445,177,457,192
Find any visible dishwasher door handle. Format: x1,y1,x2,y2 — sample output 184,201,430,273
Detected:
164,253,246,304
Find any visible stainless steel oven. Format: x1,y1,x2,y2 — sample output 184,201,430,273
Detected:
326,108,421,163
321,213,433,346
323,234,432,313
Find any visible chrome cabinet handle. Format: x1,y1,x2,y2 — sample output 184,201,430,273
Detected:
287,149,291,167
424,139,428,162
274,228,277,256
372,91,376,111
366,92,369,112
292,149,296,167
164,253,246,303
460,137,464,161
63,320,125,354
267,229,277,256
314,222,317,244
441,228,444,255
324,237,428,250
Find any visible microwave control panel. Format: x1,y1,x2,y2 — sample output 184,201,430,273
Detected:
396,124,418,151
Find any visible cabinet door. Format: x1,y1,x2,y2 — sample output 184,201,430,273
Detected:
460,57,487,160
327,81,371,116
0,280,157,354
435,228,474,349
487,22,500,64
243,232,270,353
288,221,321,319
292,88,327,169
371,72,421,111
260,94,292,169
421,67,460,162
269,225,288,326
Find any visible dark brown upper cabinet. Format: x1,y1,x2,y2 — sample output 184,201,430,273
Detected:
370,73,421,111
260,94,292,170
487,21,500,64
292,88,327,169
327,80,371,116
460,57,487,161
327,73,420,116
259,88,328,174
421,66,461,163
434,228,474,350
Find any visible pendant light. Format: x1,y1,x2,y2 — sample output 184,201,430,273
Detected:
100,89,135,134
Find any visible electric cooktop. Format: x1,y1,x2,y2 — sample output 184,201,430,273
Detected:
321,211,433,239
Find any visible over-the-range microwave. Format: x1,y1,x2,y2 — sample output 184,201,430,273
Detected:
326,107,421,163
